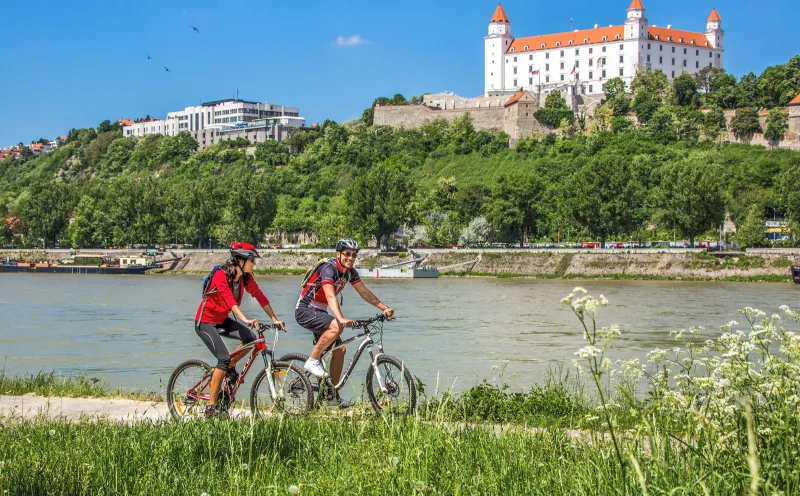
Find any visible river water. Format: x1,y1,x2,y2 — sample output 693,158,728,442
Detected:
1,274,797,396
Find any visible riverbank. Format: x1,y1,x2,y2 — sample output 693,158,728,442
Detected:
3,248,799,281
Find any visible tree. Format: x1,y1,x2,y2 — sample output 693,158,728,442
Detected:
458,216,492,246
254,140,290,166
703,106,727,141
736,204,767,248
730,108,762,140
668,73,700,108
764,108,789,145
737,72,761,108
645,106,677,143
486,173,546,247
97,120,114,133
656,156,725,247
534,91,574,128
17,182,76,248
564,155,646,247
344,159,416,248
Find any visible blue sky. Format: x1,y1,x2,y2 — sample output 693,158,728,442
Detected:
0,0,797,147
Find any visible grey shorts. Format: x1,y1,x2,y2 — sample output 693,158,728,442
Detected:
295,306,343,348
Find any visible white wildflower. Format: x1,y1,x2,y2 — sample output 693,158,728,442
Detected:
0,460,4,468
647,348,668,363
288,485,300,495
413,481,426,490
48,429,55,437
599,294,608,306
391,456,400,466
241,463,248,470
201,493,210,496
576,346,602,359
601,358,612,370
573,286,587,294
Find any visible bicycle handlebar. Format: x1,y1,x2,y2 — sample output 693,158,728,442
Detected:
352,313,394,329
258,322,286,332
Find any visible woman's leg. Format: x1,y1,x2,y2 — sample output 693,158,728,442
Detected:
195,322,232,408
219,318,257,369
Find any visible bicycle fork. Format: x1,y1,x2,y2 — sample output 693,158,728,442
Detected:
369,349,389,394
261,352,286,402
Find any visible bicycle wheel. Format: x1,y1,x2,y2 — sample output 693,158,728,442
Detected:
250,361,313,417
365,355,416,416
167,359,213,421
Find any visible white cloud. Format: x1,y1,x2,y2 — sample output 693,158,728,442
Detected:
334,35,370,47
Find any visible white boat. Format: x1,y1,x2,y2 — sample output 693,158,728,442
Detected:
356,251,439,279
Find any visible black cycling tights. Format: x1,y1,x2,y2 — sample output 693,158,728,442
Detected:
195,318,257,371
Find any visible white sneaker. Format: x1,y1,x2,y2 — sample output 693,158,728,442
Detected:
304,358,329,378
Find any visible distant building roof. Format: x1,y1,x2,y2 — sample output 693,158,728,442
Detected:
707,9,722,22
201,98,260,107
628,0,645,10
789,93,800,106
118,119,134,126
58,136,67,141
490,4,509,23
504,91,526,107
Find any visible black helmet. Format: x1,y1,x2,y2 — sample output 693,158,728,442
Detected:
229,241,261,260
335,238,359,252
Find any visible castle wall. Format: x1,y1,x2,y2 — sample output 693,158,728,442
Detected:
374,105,506,132
716,108,800,151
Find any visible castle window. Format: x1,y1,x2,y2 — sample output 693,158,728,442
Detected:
679,38,684,43
575,60,580,68
560,50,564,57
529,54,533,60
546,75,550,82
620,44,624,50
589,84,593,92
546,52,550,59
671,58,675,65
529,65,532,72
513,66,517,74
671,71,675,77
615,34,620,40
589,47,593,54
619,68,624,76
575,49,579,55
589,71,593,79
589,58,593,66
575,72,580,80
602,36,607,41
513,56,517,62
560,74,565,81
667,36,672,41
524,45,529,50
709,52,712,57
568,40,573,45
619,55,624,63
696,49,699,55
647,54,650,62
529,78,533,85
546,63,550,70
602,46,607,52
602,70,606,78
683,48,687,54
696,61,699,68
692,41,696,45
584,38,588,43
513,79,517,86
656,35,660,40
556,42,561,47
659,56,663,63
560,61,564,69
647,43,651,49
683,60,687,67
672,46,675,53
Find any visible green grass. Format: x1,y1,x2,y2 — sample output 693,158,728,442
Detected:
0,371,162,401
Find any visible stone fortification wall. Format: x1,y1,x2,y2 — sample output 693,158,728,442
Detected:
374,105,506,132
716,107,800,151
423,93,508,109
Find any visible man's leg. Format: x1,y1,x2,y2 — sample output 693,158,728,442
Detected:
309,319,342,359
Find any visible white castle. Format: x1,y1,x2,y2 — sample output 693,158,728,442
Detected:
485,0,724,97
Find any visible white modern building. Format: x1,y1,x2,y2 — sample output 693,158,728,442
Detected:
122,99,305,149
485,0,724,97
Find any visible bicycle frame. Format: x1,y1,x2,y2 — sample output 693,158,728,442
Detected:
319,325,388,393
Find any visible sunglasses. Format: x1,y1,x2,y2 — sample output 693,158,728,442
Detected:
341,251,358,259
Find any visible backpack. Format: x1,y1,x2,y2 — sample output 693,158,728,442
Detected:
301,258,335,288
202,265,222,297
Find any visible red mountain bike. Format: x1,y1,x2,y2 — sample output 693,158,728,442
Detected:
167,323,313,420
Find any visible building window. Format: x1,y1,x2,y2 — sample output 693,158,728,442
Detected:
602,70,606,78
513,56,517,62
546,75,550,82
589,47,593,54
659,45,663,51
524,45,529,50
575,72,580,80
672,58,675,65
513,79,517,86
659,56,663,63
589,84,593,92
529,54,533,60
683,60,687,67
696,49,699,56
620,44,624,50
683,48,687,54
575,49,580,55
647,54,651,62
619,68,624,76
671,71,675,78
696,61,699,68
619,55,624,63
647,43,651,49
560,74,565,81
529,77,533,85
589,58,593,66
589,71,593,79
672,46,675,53
709,52,712,58
575,60,580,68
546,63,550,70
717,54,720,58
513,67,518,74
546,52,550,59
602,46,607,52
560,50,564,56
560,61,565,69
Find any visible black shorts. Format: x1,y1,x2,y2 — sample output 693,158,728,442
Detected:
195,318,257,371
295,306,343,347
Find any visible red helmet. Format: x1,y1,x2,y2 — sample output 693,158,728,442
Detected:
229,241,261,260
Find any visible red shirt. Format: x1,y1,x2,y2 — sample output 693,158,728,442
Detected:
195,270,270,324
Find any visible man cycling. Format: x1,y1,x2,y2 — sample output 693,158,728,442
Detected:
295,238,394,406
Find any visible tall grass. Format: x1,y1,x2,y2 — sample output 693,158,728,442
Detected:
0,370,161,401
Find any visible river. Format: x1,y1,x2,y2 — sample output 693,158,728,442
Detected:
1,274,797,396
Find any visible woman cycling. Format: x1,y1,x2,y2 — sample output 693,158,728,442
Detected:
194,241,284,418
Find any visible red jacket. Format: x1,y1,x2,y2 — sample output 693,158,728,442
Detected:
195,270,270,325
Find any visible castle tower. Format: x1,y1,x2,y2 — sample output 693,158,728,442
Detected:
485,4,513,96
624,0,648,40
705,9,723,49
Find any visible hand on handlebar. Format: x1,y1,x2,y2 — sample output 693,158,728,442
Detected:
244,318,259,329
338,318,354,328
382,307,394,318
272,320,286,332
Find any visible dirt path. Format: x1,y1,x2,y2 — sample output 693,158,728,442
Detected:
0,394,170,422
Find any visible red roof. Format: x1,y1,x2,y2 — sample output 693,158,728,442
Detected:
707,9,721,22
508,23,711,54
628,0,645,10
789,93,800,106
118,119,134,127
58,135,67,141
504,91,525,107
490,4,509,23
